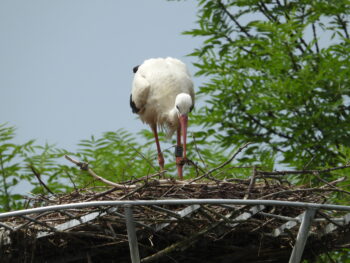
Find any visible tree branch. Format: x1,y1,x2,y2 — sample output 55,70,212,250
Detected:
217,0,253,38
65,155,137,189
64,155,200,188
312,23,320,53
29,165,55,195
233,93,293,140
336,15,350,39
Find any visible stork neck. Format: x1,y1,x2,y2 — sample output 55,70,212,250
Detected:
169,107,178,124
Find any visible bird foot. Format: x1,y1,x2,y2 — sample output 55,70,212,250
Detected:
176,157,187,166
176,157,187,180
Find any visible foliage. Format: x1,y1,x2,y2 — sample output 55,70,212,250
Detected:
184,0,350,169
0,124,35,211
0,123,250,211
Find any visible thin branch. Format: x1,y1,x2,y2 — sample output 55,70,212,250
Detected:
207,142,252,175
258,2,278,23
312,23,320,53
186,159,206,177
190,142,252,183
313,173,350,195
259,187,347,200
29,165,55,195
246,109,292,140
217,0,253,38
65,155,136,189
244,166,257,200
65,171,78,192
192,133,208,169
220,31,256,56
64,155,201,188
128,143,157,171
257,164,350,176
232,92,293,140
336,15,350,39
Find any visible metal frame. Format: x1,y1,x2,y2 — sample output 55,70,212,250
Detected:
1,199,350,219
1,199,350,263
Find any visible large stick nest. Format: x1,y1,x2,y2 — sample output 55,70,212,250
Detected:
1,175,350,263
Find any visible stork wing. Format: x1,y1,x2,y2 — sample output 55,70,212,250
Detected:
130,72,150,114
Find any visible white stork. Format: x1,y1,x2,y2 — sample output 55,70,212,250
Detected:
130,57,195,179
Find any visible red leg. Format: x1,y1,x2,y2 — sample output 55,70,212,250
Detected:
176,125,184,180
151,125,164,171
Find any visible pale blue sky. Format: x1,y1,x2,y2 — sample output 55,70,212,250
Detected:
0,0,203,151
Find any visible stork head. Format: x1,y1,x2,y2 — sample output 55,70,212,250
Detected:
175,93,193,116
174,93,193,160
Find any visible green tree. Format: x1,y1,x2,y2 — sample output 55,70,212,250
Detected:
0,123,241,211
185,0,350,169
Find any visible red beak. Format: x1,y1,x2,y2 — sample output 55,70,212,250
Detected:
179,114,188,159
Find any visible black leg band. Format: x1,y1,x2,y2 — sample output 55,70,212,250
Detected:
175,146,183,157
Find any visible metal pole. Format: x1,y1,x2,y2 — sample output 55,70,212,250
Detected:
1,199,350,219
289,208,316,263
125,205,141,263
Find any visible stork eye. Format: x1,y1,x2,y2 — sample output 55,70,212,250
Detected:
176,105,180,110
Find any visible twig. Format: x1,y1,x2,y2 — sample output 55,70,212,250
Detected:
317,210,344,229
141,219,222,263
119,184,147,200
65,171,78,191
64,155,136,189
128,143,157,171
336,15,349,39
312,23,320,53
259,186,347,200
313,172,350,195
120,171,166,185
244,166,257,200
217,0,252,38
186,159,206,175
257,164,350,176
29,165,55,195
86,187,119,201
192,133,207,169
64,155,197,188
190,142,252,183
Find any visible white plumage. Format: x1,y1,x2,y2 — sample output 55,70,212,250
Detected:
130,57,195,179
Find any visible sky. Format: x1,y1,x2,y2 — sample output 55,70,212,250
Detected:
0,0,203,152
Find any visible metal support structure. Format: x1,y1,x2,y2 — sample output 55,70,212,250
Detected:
1,199,350,219
1,199,350,262
125,205,141,263
289,208,316,263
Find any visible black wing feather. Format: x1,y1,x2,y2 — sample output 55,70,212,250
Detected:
130,94,140,113
133,65,139,73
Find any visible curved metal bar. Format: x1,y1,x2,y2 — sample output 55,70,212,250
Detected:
0,199,350,219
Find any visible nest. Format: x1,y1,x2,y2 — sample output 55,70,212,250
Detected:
1,176,349,263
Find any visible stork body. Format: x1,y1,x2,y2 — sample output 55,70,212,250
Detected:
130,57,194,179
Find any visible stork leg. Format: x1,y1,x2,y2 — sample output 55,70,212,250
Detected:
151,125,165,173
175,125,184,180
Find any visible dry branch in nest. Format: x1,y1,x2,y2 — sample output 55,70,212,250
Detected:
1,146,350,263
